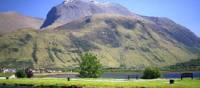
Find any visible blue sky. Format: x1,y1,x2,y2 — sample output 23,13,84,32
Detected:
0,0,200,36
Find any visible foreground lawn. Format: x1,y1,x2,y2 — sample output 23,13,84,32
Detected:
0,78,199,88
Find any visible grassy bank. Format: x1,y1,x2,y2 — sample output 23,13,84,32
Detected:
0,78,199,88
0,73,13,77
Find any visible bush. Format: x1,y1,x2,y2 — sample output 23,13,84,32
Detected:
142,67,161,79
15,69,26,78
25,68,33,78
79,53,103,78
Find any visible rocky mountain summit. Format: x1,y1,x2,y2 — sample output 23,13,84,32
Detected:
41,0,136,29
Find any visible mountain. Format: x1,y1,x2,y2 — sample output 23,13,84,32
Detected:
143,16,200,47
0,0,200,69
0,12,43,35
54,14,200,68
41,0,136,29
1,14,199,69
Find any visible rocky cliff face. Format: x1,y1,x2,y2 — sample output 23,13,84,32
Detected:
41,0,135,29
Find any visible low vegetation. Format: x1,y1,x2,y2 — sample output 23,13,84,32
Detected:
0,78,200,88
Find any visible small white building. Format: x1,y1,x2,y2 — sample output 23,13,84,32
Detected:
3,68,16,73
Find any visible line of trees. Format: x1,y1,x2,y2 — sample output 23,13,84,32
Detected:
13,52,161,79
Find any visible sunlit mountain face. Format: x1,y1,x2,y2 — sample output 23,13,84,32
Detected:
40,0,136,29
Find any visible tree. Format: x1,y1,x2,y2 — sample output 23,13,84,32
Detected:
79,53,103,78
142,67,161,79
0,66,3,72
25,68,34,78
15,69,26,78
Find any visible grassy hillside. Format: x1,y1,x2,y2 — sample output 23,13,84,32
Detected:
0,14,199,69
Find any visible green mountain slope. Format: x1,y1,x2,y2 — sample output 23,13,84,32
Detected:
0,14,199,69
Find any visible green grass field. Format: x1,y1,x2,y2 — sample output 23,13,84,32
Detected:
0,78,199,88
0,73,13,77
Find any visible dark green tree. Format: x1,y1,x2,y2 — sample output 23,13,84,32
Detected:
15,69,26,78
142,67,161,79
79,53,103,78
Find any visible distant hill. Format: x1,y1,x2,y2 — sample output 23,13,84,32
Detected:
0,12,43,35
0,0,200,69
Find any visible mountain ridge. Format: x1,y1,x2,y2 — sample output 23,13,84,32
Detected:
0,12,43,35
40,0,137,29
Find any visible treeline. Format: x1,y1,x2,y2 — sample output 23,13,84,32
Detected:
163,58,200,71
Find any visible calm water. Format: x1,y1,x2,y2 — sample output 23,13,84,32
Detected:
163,72,200,78
48,72,200,79
101,72,200,79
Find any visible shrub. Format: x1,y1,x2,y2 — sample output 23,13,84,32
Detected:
25,68,34,78
79,53,103,78
142,67,161,79
15,69,26,78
